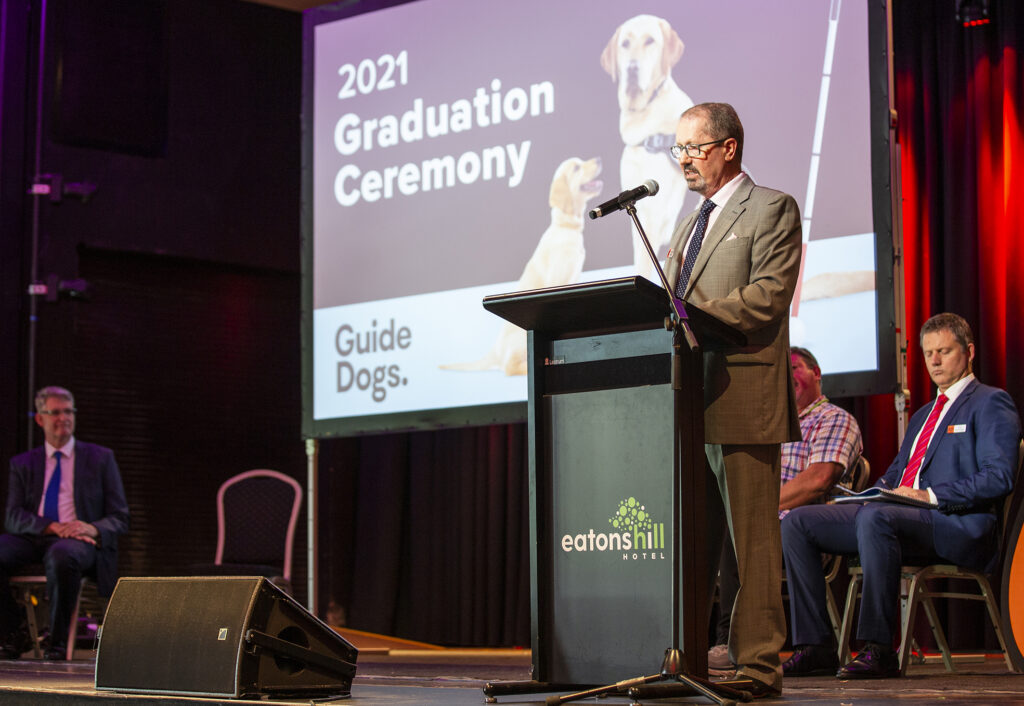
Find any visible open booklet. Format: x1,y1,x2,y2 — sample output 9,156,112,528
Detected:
832,484,938,509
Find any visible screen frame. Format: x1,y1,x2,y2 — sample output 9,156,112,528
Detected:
300,0,899,439
821,0,899,400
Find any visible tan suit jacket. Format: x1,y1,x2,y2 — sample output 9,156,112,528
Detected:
665,174,802,445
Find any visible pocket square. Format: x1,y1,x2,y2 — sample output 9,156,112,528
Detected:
725,233,738,242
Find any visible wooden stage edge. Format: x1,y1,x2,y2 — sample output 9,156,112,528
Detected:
335,626,532,660
0,645,1020,705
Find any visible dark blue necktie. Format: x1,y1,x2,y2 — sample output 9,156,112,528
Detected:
44,451,62,522
674,199,717,298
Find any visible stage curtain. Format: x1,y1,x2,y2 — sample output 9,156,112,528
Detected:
318,424,531,647
863,0,1024,653
862,0,1023,475
891,0,1023,412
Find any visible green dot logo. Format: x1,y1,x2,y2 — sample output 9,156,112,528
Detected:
609,496,653,534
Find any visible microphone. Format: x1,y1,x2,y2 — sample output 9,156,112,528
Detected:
588,180,659,219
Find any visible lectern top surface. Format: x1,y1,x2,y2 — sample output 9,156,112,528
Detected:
483,277,746,347
483,277,667,336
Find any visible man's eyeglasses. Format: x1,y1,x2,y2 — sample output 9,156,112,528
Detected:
669,138,729,159
39,408,76,417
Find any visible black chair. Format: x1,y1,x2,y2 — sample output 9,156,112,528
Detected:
191,469,303,595
9,568,90,660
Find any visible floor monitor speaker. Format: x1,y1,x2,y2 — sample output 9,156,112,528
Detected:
94,576,357,698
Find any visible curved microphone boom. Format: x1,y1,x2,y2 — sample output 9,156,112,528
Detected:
588,179,659,219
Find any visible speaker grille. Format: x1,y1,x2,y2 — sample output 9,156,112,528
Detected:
96,577,260,696
96,576,357,698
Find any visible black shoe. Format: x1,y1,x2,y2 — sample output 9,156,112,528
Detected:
42,644,67,661
782,644,839,677
0,629,32,660
837,643,900,679
40,632,67,661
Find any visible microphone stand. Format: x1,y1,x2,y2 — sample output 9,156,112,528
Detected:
539,201,755,706
623,201,687,325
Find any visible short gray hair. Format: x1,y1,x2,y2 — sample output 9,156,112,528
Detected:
681,102,744,163
35,386,74,413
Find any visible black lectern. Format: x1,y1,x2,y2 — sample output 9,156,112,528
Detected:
481,276,745,700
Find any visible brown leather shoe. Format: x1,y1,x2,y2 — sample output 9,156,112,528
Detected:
782,644,839,677
837,643,900,679
737,677,781,699
714,676,781,700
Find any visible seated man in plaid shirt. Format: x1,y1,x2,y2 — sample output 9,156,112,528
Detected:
710,346,863,672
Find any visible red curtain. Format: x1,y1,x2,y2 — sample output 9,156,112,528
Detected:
860,0,1024,479
857,0,1024,652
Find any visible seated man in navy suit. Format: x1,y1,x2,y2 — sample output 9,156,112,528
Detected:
781,313,1020,679
0,387,130,660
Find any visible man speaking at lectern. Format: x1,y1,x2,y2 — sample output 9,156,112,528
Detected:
664,102,802,696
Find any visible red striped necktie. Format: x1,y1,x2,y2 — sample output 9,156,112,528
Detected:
898,393,948,488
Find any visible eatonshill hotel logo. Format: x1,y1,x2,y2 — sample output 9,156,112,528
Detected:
560,496,666,561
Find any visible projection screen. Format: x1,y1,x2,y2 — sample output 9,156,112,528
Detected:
302,0,897,438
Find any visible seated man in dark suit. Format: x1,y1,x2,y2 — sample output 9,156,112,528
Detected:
781,313,1020,678
1,386,130,660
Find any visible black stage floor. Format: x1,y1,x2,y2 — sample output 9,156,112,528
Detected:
1,650,1021,705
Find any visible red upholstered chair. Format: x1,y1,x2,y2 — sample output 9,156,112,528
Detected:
190,469,303,595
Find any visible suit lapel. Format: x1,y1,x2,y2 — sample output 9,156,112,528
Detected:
667,211,699,287
73,443,90,515
921,380,977,473
31,447,46,506
684,176,752,298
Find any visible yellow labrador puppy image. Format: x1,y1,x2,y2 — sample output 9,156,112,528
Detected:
441,157,603,375
602,14,693,280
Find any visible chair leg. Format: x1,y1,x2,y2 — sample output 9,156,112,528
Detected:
64,580,85,661
897,572,926,676
918,588,954,672
842,565,1016,676
17,586,43,659
975,573,1016,672
910,637,925,665
837,573,861,665
826,583,842,648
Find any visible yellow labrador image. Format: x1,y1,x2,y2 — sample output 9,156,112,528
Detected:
602,14,693,280
441,157,603,375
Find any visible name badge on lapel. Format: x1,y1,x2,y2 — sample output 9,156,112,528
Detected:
946,424,967,434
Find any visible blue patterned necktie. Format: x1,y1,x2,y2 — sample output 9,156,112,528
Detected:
674,199,717,298
44,451,62,522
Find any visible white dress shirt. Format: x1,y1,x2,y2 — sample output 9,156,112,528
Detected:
679,171,748,257
904,373,975,502
38,437,78,522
